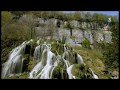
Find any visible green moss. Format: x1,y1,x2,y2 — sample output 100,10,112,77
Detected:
52,63,68,79
4,76,19,79
72,46,107,78
52,66,61,79
69,51,78,64
28,58,35,72
72,64,93,79
3,72,28,79
51,42,64,55
82,38,91,49
18,72,28,79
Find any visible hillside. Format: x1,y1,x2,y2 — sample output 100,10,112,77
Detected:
1,11,119,79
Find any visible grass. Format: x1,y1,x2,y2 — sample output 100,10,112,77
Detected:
71,45,109,79
3,72,28,79
72,64,93,79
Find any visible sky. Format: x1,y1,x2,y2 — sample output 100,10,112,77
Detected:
64,11,119,16
88,11,119,16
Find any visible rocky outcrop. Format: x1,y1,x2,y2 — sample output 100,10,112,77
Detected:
35,18,112,45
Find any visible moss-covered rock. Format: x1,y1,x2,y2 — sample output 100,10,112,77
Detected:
22,54,30,72
27,58,35,72
3,72,28,79
68,51,78,64
51,42,64,55
52,65,69,79
72,64,93,79
52,66,62,79
18,72,28,79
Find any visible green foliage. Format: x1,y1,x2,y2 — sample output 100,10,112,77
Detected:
72,64,93,79
10,11,28,19
64,21,73,29
28,58,35,71
92,13,109,28
4,72,28,79
2,11,13,26
82,38,91,49
72,46,106,78
103,22,119,69
103,44,118,69
96,41,107,50
2,12,36,42
51,41,64,55
1,39,24,64
52,66,62,79
73,11,81,21
68,51,77,64
52,66,68,79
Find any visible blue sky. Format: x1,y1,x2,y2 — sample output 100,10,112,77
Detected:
88,11,119,16
64,11,119,16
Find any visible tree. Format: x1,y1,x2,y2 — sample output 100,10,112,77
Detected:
103,21,119,69
82,38,91,49
18,14,36,39
73,11,81,21
1,11,13,39
1,11,13,26
10,11,28,20
65,20,73,36
84,12,92,29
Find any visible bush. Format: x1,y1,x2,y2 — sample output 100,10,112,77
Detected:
103,22,119,70
72,64,93,79
82,38,91,49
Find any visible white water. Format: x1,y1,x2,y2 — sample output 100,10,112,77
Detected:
67,65,76,79
36,50,56,79
1,40,99,79
29,48,47,78
62,44,75,79
89,68,99,79
34,45,41,63
77,54,84,65
1,40,33,78
29,42,59,79
36,40,40,45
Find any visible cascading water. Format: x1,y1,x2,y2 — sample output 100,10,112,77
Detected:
34,45,41,63
29,42,59,79
29,47,47,78
89,68,99,79
1,40,33,78
62,44,75,79
1,39,99,79
67,65,76,79
77,54,84,65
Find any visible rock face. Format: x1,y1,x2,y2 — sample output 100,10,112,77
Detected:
35,18,112,45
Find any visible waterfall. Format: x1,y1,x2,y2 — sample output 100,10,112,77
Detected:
1,40,99,79
89,68,99,79
29,43,59,79
29,48,47,78
36,39,40,45
1,40,32,78
36,50,56,79
34,45,41,63
62,44,75,79
67,65,76,79
77,54,84,65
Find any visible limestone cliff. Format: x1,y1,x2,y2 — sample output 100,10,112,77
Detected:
35,18,112,45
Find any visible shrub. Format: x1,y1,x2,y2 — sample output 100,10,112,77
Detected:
82,38,91,49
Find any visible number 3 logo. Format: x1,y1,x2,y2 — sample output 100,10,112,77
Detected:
108,18,111,22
